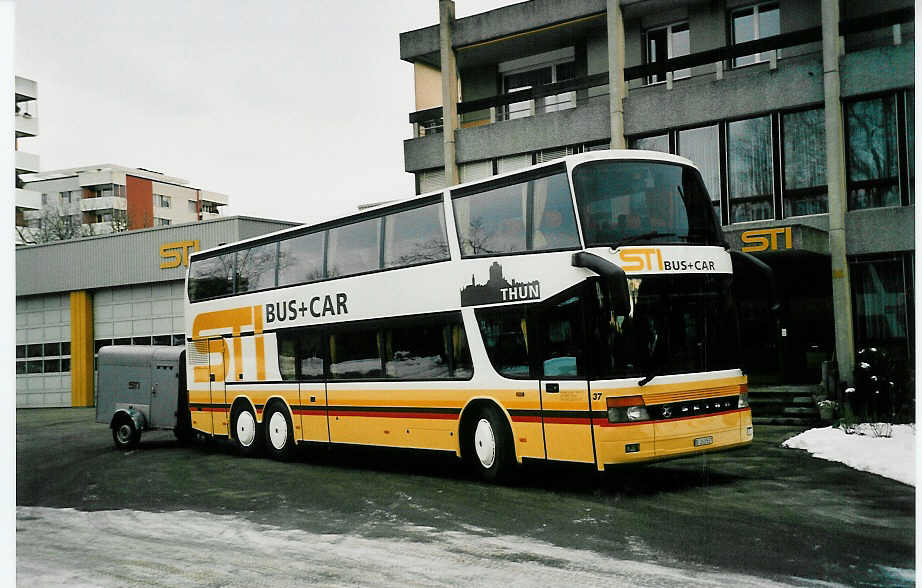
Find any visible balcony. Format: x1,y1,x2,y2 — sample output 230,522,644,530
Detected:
403,6,912,173
15,76,37,102
15,188,41,211
15,112,38,138
15,150,39,175
80,196,126,212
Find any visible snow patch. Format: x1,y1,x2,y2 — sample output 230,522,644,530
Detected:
17,506,798,587
782,425,915,486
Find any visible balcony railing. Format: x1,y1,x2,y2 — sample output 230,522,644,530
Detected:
408,7,912,137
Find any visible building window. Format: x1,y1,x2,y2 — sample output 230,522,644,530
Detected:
645,22,690,84
16,339,71,376
850,256,914,368
728,116,774,222
154,194,171,208
155,218,171,226
678,125,722,218
630,134,669,153
731,3,780,68
188,200,197,213
783,108,827,217
846,95,901,210
500,48,576,120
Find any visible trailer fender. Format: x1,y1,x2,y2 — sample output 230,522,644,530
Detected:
111,407,147,433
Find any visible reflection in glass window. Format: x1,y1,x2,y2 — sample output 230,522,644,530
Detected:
188,253,234,301
631,134,669,153
732,3,780,67
850,257,911,362
678,125,722,217
573,161,716,246
327,218,381,278
540,295,583,378
846,95,900,210
477,307,531,378
645,22,690,84
783,108,827,217
907,91,914,202
278,231,325,287
455,172,579,256
385,323,451,379
235,242,277,293
277,329,325,381
728,116,774,222
383,203,449,269
329,328,382,379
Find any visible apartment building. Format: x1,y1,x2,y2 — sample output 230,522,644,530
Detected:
19,164,229,241
399,1,914,403
15,75,41,241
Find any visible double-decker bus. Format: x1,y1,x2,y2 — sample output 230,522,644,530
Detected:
184,150,754,481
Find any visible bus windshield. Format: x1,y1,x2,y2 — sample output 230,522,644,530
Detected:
572,160,720,248
586,275,739,379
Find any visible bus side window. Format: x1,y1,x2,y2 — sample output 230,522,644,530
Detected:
384,321,451,379
476,307,531,378
329,326,383,379
235,242,277,293
188,253,233,301
538,294,584,378
277,333,298,381
327,218,381,279
278,231,325,287
382,203,450,268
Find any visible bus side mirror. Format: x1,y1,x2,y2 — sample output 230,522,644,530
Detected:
728,250,780,313
571,251,631,316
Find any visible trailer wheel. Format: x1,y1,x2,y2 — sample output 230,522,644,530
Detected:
112,414,141,450
231,404,263,457
264,402,295,461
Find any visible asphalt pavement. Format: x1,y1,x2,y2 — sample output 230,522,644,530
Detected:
16,408,915,586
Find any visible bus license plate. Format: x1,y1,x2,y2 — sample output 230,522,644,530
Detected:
694,436,713,447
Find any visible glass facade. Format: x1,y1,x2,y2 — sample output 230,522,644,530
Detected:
846,95,900,210
728,116,774,222
783,108,827,217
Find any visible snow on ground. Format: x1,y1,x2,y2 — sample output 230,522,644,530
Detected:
782,424,915,486
16,507,799,587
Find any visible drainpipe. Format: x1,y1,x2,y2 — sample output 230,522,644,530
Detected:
606,0,626,149
821,0,855,387
439,0,460,186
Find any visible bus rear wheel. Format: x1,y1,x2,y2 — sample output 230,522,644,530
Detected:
231,404,263,458
264,403,295,461
467,405,514,483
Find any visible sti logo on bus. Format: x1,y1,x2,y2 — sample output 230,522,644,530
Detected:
618,247,717,273
265,293,348,324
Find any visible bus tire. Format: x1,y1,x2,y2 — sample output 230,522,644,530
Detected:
231,403,263,458
264,402,295,461
112,414,140,450
468,405,514,483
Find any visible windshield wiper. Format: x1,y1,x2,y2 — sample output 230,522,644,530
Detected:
638,364,662,387
612,232,678,248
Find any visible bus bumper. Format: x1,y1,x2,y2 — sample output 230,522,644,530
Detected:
594,408,753,469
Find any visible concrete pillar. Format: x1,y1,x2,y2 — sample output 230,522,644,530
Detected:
70,291,94,407
439,0,460,186
821,0,855,385
606,0,626,149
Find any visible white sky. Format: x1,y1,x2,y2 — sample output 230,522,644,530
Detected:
15,0,522,224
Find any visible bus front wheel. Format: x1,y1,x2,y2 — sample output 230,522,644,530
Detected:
468,405,514,483
264,402,295,461
231,404,263,458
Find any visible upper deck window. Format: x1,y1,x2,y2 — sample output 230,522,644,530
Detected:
188,253,234,301
572,160,719,248
453,170,580,257
382,202,449,268
327,217,381,278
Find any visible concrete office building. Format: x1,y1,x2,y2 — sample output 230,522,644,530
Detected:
15,217,296,408
20,164,229,241
15,75,41,243
400,0,914,407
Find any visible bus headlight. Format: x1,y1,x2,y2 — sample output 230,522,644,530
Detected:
607,396,648,423
738,386,749,409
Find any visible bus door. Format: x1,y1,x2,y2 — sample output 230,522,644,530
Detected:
295,329,329,442
209,337,228,436
536,290,596,464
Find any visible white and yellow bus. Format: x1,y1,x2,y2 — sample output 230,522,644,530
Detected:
184,150,754,481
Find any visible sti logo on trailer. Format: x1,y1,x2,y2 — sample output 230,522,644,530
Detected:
740,227,792,253
160,240,200,269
